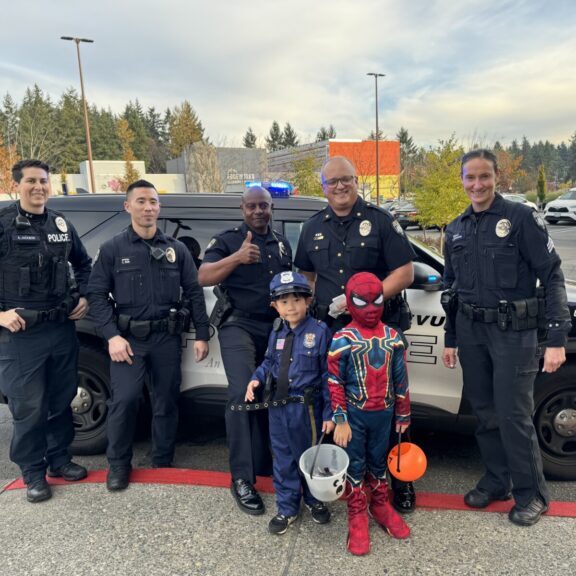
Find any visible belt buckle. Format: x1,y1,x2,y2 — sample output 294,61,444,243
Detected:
471,306,484,322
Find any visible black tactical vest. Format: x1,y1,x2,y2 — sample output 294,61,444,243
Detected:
0,204,73,309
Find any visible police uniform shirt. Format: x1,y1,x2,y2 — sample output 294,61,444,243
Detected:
88,226,210,341
251,315,333,421
0,202,92,310
203,222,292,319
444,194,571,347
294,197,415,307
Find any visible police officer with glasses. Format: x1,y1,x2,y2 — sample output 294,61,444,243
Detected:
88,180,209,491
442,149,571,526
0,159,92,503
294,156,417,513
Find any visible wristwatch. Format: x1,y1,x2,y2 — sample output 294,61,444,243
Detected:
332,412,348,425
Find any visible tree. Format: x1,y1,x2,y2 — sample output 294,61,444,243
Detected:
397,127,419,197
367,128,385,140
55,88,85,174
168,101,204,158
243,127,257,148
144,106,168,173
0,136,20,196
537,165,547,207
187,141,223,193
494,149,524,193
116,118,140,191
292,155,323,197
0,94,20,174
90,106,122,160
265,121,283,152
413,136,467,252
281,123,299,148
122,100,150,162
316,125,336,142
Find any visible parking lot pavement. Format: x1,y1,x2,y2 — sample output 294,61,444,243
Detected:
1,477,574,576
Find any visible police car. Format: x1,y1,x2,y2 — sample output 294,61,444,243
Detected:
1,193,575,480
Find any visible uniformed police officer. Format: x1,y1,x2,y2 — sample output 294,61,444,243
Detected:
294,155,417,513
0,159,92,503
88,180,210,491
442,149,571,526
198,186,292,515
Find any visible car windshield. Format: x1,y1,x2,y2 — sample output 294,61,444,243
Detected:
559,190,576,200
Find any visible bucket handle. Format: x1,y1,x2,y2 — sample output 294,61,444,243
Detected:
309,431,326,480
396,430,402,474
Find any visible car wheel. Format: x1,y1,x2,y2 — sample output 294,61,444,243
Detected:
533,363,576,480
70,343,111,455
546,218,558,225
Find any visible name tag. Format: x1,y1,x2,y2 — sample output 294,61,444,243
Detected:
14,233,40,243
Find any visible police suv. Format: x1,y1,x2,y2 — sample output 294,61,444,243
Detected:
1,193,575,480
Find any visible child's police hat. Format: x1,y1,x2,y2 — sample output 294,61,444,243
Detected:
270,271,312,300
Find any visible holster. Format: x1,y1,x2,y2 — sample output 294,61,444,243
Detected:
209,285,233,328
384,293,412,332
129,320,152,339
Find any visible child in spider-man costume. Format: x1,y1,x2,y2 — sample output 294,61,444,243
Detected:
328,272,411,555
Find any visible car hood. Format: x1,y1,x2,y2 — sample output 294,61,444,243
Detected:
546,200,576,209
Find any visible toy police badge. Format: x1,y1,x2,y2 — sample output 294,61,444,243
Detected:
303,333,316,348
280,271,294,283
359,220,372,236
392,220,405,236
165,247,176,263
495,219,511,238
55,216,68,233
533,211,547,231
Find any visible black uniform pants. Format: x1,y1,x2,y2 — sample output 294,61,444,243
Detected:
456,313,549,507
0,321,78,484
107,332,182,467
219,318,273,483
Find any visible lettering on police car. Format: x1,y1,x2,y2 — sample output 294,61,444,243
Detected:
495,219,511,238
47,233,70,243
359,220,372,236
55,216,68,233
165,247,176,263
303,333,316,348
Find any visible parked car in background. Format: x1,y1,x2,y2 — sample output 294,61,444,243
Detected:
393,200,420,229
503,193,538,211
544,188,576,224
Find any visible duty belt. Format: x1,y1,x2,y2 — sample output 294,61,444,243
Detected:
458,301,499,323
15,307,68,328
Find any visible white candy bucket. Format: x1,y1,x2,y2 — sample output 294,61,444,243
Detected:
299,444,349,502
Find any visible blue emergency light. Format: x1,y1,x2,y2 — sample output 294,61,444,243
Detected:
246,180,294,197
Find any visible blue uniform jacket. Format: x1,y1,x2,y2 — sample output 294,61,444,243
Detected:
251,315,333,422
88,226,210,341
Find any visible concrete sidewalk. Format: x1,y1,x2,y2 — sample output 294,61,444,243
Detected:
1,471,574,576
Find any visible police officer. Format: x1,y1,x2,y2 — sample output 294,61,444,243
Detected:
442,149,571,526
198,186,292,515
294,155,417,513
0,159,92,503
88,180,210,491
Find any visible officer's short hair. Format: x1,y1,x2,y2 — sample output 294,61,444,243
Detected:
12,159,50,183
461,149,499,176
126,179,157,198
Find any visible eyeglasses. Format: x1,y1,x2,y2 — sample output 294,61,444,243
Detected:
243,202,271,211
323,175,356,188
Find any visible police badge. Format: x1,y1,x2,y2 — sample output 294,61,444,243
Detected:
165,247,176,263
55,216,68,233
303,333,316,348
495,219,512,238
359,220,372,236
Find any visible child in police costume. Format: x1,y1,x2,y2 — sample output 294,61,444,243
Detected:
328,272,411,555
245,271,334,535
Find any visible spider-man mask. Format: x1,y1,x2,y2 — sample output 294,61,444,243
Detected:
345,272,385,328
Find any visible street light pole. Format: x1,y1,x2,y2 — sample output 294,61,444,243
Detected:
61,36,96,194
367,72,385,206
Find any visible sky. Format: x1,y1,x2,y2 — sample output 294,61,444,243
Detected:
1,0,575,149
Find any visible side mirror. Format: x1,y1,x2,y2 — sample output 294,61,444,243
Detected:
411,261,443,292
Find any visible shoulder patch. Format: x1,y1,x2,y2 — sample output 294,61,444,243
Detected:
206,238,217,250
392,220,405,236
533,211,547,231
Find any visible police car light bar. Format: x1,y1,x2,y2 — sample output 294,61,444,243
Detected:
245,180,294,197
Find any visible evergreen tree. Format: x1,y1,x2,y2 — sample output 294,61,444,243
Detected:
168,101,204,158
116,118,140,190
144,106,168,173
537,165,547,207
243,127,257,148
367,128,385,140
90,106,122,160
55,88,85,174
281,123,299,148
567,131,576,183
265,121,283,152
316,124,336,142
0,93,20,151
122,100,150,162
397,127,418,197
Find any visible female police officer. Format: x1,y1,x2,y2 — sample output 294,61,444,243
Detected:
442,149,571,526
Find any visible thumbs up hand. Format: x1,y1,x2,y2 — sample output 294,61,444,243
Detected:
237,230,261,264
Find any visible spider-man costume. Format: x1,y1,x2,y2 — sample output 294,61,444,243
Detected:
328,272,411,555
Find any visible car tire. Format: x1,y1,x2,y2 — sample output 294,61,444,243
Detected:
70,343,111,455
533,363,576,480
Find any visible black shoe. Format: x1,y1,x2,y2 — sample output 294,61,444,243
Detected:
392,481,416,514
47,461,88,482
26,479,52,503
464,487,512,509
231,479,265,515
306,502,331,524
268,513,298,535
151,463,173,469
508,498,548,526
106,466,131,491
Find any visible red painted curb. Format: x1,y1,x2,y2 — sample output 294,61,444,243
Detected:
4,469,576,518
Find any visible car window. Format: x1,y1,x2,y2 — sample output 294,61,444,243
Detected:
79,211,131,257
161,219,241,257
283,221,305,252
